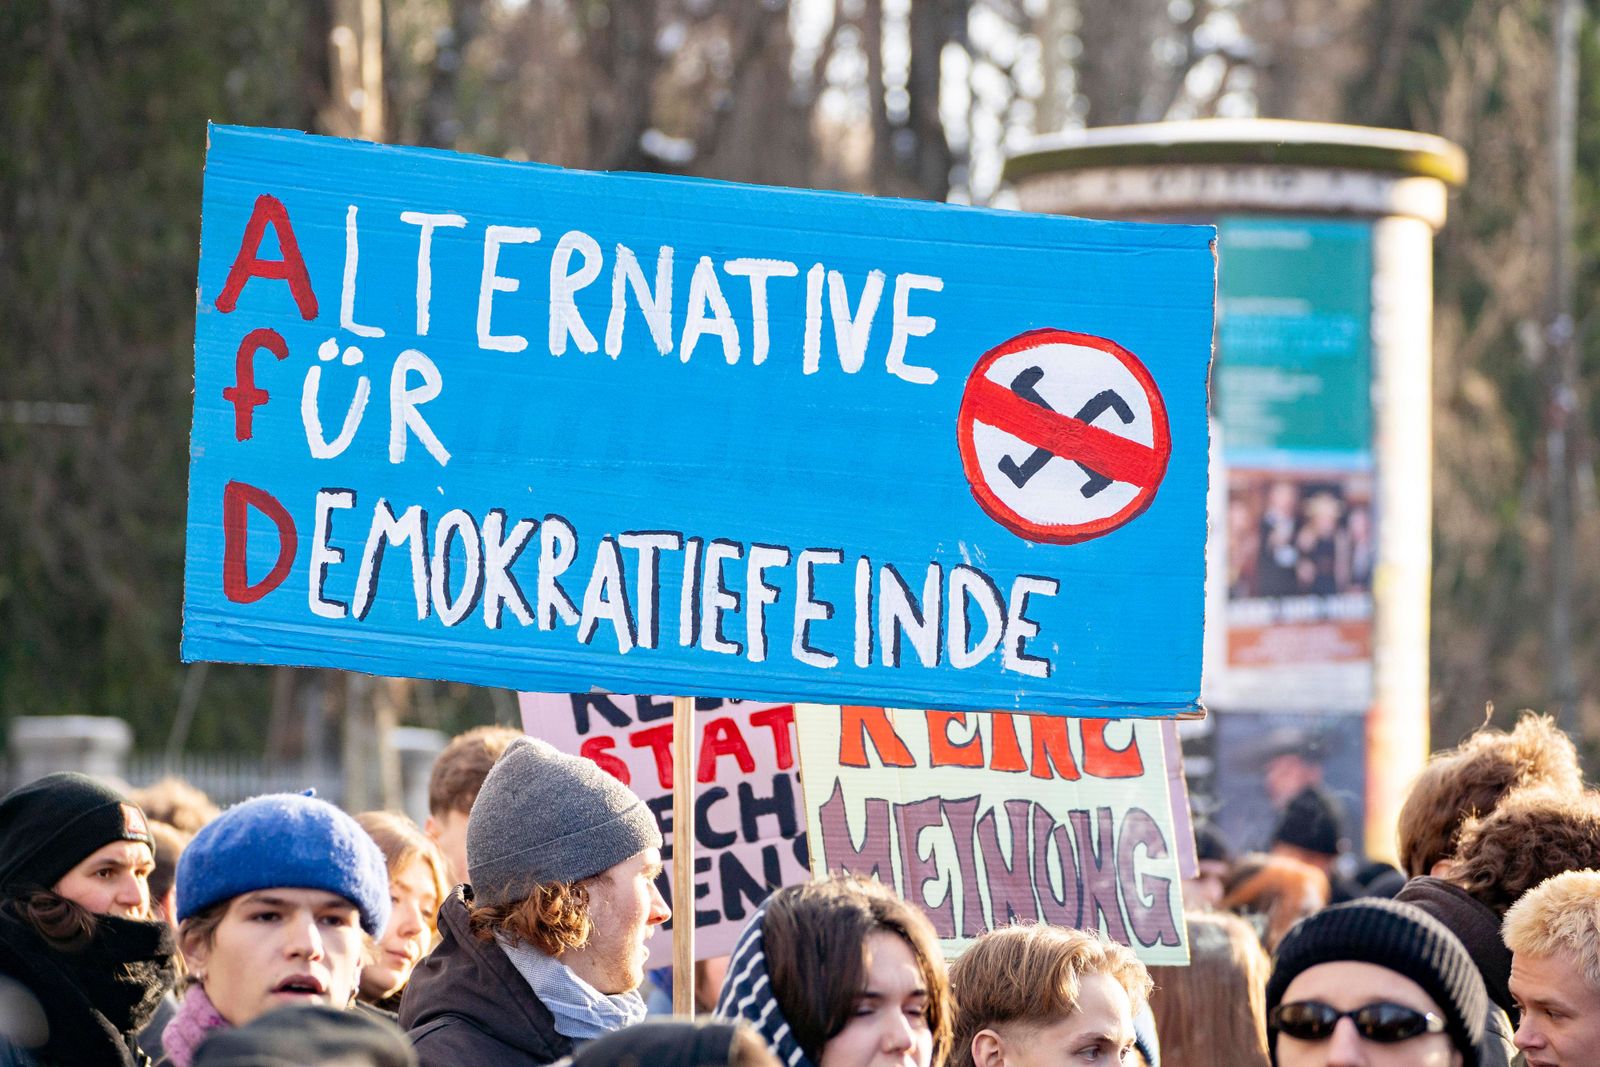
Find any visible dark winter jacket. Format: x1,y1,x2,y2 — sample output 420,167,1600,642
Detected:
1395,877,1515,1016
1395,876,1517,1067
399,886,572,1067
0,902,174,1067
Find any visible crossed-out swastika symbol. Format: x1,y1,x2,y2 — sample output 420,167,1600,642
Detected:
996,365,1137,497
956,328,1171,545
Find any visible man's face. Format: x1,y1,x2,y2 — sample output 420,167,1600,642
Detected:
182,888,365,1026
52,840,154,919
969,971,1136,1067
425,807,470,889
1510,949,1600,1066
561,848,670,995
1275,961,1460,1067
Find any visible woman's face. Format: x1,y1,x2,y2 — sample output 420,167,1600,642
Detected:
1275,961,1462,1067
360,856,440,1001
183,888,365,1026
52,840,154,919
819,932,936,1067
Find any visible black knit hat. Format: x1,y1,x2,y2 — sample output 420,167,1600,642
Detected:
193,1005,417,1067
0,773,155,896
569,1020,741,1067
1271,786,1346,857
1267,899,1487,1067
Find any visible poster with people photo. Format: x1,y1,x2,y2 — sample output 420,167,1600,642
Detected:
1215,467,1375,711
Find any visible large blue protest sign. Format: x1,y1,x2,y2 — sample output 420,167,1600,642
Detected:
183,125,1215,716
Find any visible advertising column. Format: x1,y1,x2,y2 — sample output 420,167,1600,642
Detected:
1003,120,1464,862
1209,217,1375,855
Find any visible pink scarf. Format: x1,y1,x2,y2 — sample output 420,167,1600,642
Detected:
161,985,230,1067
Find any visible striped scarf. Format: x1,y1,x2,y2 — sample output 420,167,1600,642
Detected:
713,906,812,1067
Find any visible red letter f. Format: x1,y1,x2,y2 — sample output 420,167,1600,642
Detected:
222,328,289,441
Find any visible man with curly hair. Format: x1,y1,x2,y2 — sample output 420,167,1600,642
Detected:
400,737,669,1066
1393,785,1600,1065
1449,788,1600,919
1395,713,1581,880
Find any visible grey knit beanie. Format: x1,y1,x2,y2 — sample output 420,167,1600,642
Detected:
467,736,662,904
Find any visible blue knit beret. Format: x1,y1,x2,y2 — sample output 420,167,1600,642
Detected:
176,792,391,936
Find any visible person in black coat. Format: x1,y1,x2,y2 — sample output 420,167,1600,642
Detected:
0,773,177,1067
400,739,669,1067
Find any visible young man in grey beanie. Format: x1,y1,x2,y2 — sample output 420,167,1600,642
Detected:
400,736,670,1067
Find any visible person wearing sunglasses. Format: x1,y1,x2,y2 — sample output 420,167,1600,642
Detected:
1265,899,1488,1067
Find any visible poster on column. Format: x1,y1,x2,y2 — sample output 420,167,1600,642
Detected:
518,692,808,964
181,125,1216,717
794,705,1189,964
1209,217,1374,713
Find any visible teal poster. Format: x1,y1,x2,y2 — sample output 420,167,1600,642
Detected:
1216,218,1371,463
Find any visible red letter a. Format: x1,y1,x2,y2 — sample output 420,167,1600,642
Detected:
215,194,319,319
222,481,298,604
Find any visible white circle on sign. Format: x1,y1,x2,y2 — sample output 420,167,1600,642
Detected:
956,329,1171,544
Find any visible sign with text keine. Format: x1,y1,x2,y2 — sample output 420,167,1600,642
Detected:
183,125,1215,715
795,705,1188,964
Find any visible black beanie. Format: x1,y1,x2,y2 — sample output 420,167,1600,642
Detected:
569,1020,740,1067
0,773,154,896
1267,899,1487,1067
1272,786,1346,857
193,1005,417,1067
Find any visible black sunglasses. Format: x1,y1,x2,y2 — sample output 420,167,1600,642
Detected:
1272,1001,1448,1043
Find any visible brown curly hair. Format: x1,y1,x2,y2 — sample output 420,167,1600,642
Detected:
1451,786,1600,917
1396,712,1581,878
467,878,593,956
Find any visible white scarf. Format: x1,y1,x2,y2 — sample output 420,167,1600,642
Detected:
497,935,649,1041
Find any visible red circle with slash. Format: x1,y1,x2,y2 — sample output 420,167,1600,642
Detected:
956,328,1171,544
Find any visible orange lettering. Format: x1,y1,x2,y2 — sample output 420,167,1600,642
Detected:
1029,715,1081,780
1082,719,1143,778
839,706,916,768
928,711,984,767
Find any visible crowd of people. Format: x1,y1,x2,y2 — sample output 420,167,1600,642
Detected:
0,714,1596,1066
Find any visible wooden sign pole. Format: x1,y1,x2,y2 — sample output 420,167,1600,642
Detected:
671,695,696,1015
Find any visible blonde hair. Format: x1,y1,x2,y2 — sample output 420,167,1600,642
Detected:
1148,912,1270,1067
949,924,1151,1067
1502,869,1600,989
355,810,451,936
